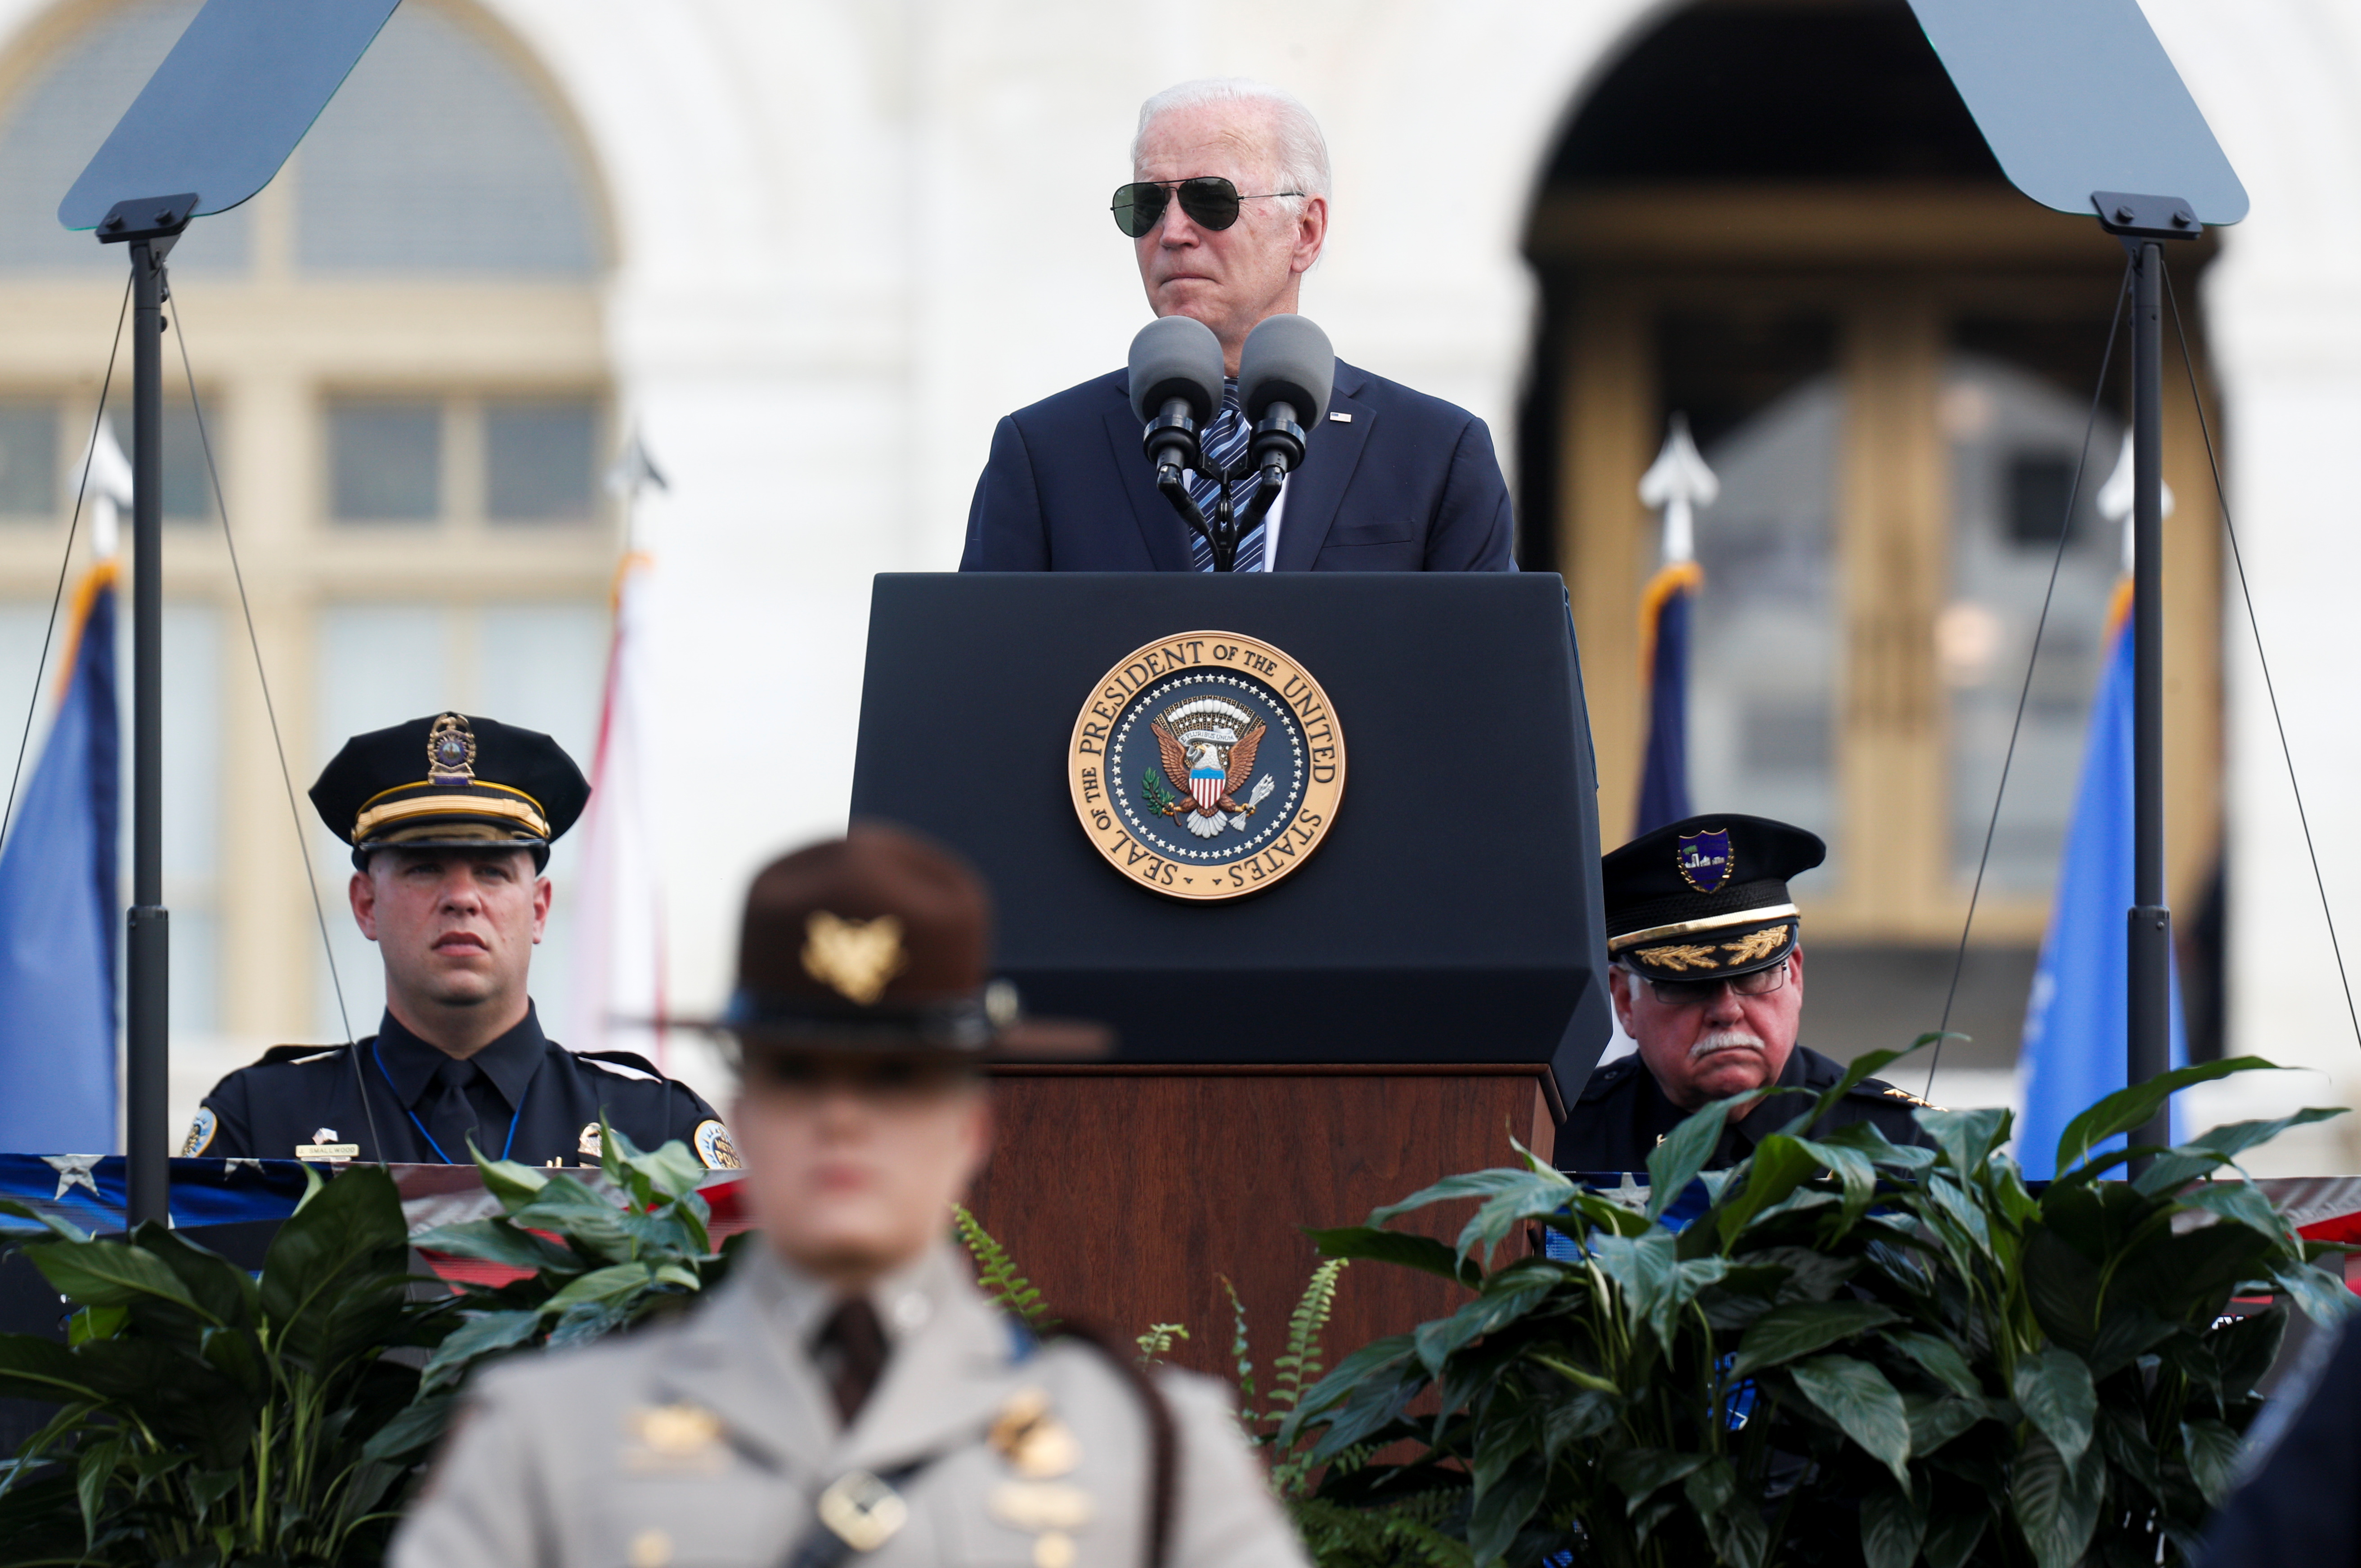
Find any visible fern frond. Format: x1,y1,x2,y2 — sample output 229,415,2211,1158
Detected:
1135,1322,1189,1368
1219,1274,1256,1403
1290,1494,1475,1568
1269,1258,1347,1411
951,1205,1059,1330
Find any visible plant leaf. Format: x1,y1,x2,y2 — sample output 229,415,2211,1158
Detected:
1860,1481,1925,1568
2052,1056,2280,1177
1305,1226,1479,1286
1604,1447,1710,1511
1889,1329,1980,1398
411,1217,585,1276
2180,1416,2242,1509
2011,1429,2105,1568
2134,1107,2348,1194
1789,1355,1913,1488
1712,1134,1823,1250
1645,1093,1754,1221
25,1236,206,1320
419,1309,542,1390
1729,1299,1900,1379
1922,1506,1988,1568
2012,1348,2097,1465
2271,1260,2359,1327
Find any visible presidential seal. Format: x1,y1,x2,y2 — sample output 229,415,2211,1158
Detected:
1069,632,1344,900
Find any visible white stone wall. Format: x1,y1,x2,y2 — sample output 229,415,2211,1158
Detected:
489,0,2361,1157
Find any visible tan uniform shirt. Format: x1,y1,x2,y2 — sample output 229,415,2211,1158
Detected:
391,1244,1311,1568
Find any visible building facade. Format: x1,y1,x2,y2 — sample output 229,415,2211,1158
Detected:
0,0,2350,1169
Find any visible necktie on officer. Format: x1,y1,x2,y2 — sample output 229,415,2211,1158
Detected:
423,1056,504,1161
813,1296,891,1425
1187,382,1266,573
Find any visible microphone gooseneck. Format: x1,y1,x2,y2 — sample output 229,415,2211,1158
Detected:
1129,313,1333,571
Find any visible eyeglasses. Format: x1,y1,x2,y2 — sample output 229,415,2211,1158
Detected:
1637,959,1792,1008
1111,176,1307,237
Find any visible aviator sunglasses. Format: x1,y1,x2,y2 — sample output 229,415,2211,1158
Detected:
1111,175,1307,237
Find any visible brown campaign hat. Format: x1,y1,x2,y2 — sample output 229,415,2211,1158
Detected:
683,821,1110,1060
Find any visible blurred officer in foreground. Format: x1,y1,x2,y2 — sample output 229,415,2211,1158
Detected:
393,823,1310,1568
184,712,735,1169
1559,814,1936,1172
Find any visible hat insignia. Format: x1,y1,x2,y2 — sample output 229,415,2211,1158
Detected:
1676,828,1734,894
427,713,477,784
802,911,907,1006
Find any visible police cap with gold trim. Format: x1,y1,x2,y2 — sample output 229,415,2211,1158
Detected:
1604,813,1825,985
310,712,590,870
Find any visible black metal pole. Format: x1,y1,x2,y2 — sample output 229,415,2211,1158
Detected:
125,235,169,1227
2127,238,2171,1165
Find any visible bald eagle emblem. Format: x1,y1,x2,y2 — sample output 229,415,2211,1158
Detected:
1150,698,1275,839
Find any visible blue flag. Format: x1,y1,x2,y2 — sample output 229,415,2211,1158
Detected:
2016,582,2186,1178
0,565,119,1154
1635,561,1699,835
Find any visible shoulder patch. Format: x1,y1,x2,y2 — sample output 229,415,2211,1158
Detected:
693,1120,742,1170
181,1106,216,1156
1861,1080,1943,1112
258,1043,350,1066
576,1048,664,1084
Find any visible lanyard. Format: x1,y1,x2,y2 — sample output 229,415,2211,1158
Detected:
373,1037,531,1164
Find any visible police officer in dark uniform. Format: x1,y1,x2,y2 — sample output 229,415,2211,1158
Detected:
182,712,739,1169
1559,813,1935,1173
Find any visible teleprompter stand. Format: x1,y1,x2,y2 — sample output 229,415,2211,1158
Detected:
62,0,399,1221
1907,0,2246,1165
850,572,1612,1372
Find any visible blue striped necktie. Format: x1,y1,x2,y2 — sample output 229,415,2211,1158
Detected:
1187,382,1265,573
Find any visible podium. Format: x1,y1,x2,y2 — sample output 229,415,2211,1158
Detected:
849,573,1609,1371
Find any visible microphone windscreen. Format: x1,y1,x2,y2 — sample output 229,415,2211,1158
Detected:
1240,314,1334,426
1128,315,1226,425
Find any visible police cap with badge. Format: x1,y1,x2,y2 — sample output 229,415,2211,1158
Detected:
180,711,736,1167
1559,811,1937,1173
1604,813,1825,987
310,711,591,870
685,821,1111,1065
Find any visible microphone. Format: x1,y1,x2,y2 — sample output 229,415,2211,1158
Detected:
1239,314,1334,483
1128,315,1225,479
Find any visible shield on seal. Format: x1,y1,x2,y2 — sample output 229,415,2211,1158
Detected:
1676,828,1734,893
1189,757,1225,812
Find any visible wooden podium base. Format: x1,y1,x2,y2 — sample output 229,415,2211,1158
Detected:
965,1065,1558,1381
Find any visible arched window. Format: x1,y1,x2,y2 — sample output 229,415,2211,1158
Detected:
1520,0,2223,1086
0,0,619,1131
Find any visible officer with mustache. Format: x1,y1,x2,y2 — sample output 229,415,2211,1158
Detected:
1558,814,1936,1173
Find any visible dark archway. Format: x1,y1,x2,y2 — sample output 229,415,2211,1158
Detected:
1515,0,2226,1081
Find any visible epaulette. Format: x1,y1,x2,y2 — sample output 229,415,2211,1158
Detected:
575,1048,668,1084
1578,1056,1638,1104
1856,1078,1944,1112
257,1043,352,1067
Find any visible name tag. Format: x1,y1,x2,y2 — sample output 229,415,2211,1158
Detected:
296,1143,359,1161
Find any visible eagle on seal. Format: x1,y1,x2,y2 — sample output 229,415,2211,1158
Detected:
1151,715,1264,831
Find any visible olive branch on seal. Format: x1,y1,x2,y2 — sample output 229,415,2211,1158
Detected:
1139,766,1180,815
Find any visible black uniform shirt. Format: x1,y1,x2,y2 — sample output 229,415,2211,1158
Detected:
1557,1043,1938,1175
183,1003,739,1169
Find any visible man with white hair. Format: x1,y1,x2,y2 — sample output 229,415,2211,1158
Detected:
959,79,1515,573
1559,814,1937,1172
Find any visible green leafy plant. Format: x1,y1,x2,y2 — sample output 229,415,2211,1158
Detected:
1140,766,1181,815
0,1120,733,1566
1283,1051,2351,1568
0,1165,453,1567
408,1120,743,1393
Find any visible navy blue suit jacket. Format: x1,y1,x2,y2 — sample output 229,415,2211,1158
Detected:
959,358,1515,571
